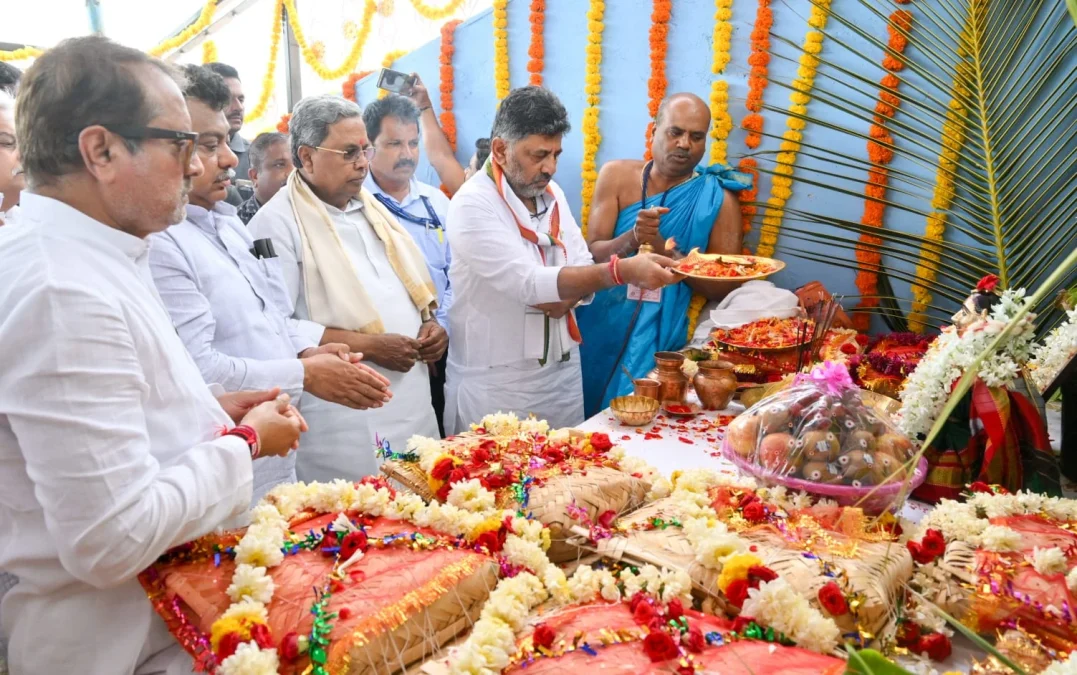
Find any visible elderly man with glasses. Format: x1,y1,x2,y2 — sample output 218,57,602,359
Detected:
249,94,444,481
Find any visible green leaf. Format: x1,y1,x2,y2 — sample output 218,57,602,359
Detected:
844,647,914,675
1068,0,1077,28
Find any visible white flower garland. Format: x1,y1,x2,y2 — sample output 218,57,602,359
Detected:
450,562,692,675
921,490,1077,547
213,479,550,674
1029,308,1077,392
1031,546,1068,576
899,289,1036,438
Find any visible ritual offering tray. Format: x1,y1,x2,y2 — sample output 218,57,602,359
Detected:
672,249,784,281
380,413,659,563
711,317,814,351
429,562,847,674
910,487,1077,656
139,478,508,675
721,361,926,513
577,470,913,651
852,332,934,400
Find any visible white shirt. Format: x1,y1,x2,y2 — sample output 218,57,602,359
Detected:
364,175,453,329
149,202,324,503
446,173,594,369
249,189,439,480
0,194,254,674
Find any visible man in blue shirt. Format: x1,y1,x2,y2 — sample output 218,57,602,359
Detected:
363,94,452,435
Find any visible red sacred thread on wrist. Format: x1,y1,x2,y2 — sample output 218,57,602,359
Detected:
608,254,625,285
225,424,261,459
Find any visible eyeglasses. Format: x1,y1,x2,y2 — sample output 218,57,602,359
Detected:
314,145,376,165
67,125,199,168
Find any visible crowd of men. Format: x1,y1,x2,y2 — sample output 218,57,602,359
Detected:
0,35,749,672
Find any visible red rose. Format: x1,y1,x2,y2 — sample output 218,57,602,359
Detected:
475,529,506,553
543,446,566,463
725,579,750,608
855,333,870,345
249,623,275,650
483,471,512,489
435,482,451,502
633,599,657,625
532,623,556,650
915,632,952,661
589,433,613,452
431,457,455,481
747,565,778,583
906,541,936,565
472,446,492,463
683,627,705,654
921,529,946,559
976,274,1000,293
279,631,302,661
448,467,470,485
642,630,681,662
665,598,685,621
732,615,756,634
895,622,921,648
216,631,243,659
629,592,647,613
597,509,617,528
817,581,848,616
340,531,369,560
840,342,857,355
742,502,767,522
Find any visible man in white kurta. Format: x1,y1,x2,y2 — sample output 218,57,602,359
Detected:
0,37,303,674
250,94,444,482
445,87,681,434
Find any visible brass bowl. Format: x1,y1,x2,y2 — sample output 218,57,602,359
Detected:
610,395,660,426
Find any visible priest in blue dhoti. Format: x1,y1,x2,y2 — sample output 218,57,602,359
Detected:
578,92,753,416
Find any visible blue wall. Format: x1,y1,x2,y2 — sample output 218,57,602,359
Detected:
350,0,1073,332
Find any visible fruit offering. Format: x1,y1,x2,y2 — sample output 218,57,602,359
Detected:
722,361,922,509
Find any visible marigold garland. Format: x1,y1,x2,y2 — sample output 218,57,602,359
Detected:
644,0,672,161
686,294,709,342
439,20,462,152
527,0,546,86
755,0,833,258
908,46,971,332
342,70,374,103
579,0,606,238
493,0,510,100
707,0,734,165
736,157,760,253
742,0,773,150
283,0,378,81
852,8,912,331
0,46,43,62
243,0,284,125
148,0,216,57
379,0,396,16
201,40,218,64
377,49,410,99
276,114,291,133
407,0,465,20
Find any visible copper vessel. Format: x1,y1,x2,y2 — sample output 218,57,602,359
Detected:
633,378,660,399
693,360,737,410
653,351,689,404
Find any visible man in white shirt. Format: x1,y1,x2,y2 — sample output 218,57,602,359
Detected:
151,65,392,504
0,37,305,674
0,90,23,225
362,94,453,435
250,94,445,481
446,86,677,433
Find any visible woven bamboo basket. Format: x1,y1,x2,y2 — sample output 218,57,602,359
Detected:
381,432,651,563
575,498,912,645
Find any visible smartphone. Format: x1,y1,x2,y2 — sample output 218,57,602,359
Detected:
377,68,415,94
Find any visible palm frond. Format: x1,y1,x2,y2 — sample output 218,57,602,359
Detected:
756,0,1077,326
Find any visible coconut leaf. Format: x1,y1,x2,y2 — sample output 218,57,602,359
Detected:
753,0,1077,329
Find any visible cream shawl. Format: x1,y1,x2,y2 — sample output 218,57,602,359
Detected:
287,171,437,333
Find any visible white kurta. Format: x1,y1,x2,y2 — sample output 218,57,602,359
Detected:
444,173,593,433
0,194,254,675
249,190,439,481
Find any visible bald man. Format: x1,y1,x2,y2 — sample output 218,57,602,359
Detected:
577,92,753,414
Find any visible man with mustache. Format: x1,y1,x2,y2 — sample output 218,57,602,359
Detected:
250,94,444,479
362,94,453,435
444,86,678,432
0,37,305,673
576,92,753,415
150,66,392,502
206,62,251,204
237,131,291,225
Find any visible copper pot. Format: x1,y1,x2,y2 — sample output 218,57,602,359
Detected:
653,351,688,404
633,378,660,399
694,360,737,410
